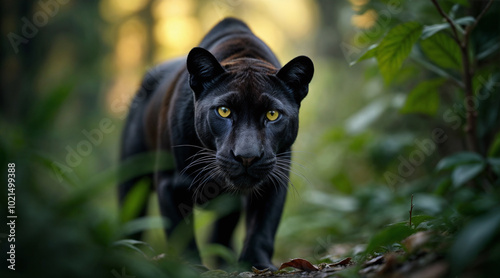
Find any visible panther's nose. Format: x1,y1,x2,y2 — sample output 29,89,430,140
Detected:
232,150,262,168
232,127,264,168
236,155,259,168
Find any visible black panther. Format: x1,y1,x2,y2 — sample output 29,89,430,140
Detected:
119,17,314,270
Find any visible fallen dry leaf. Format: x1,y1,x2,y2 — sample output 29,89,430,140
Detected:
251,266,270,274
402,231,431,253
407,261,448,278
377,253,399,274
278,258,319,272
363,255,384,267
329,257,352,267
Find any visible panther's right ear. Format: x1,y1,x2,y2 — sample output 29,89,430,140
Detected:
276,56,314,103
187,47,225,96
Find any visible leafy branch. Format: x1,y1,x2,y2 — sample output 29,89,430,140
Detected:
354,0,494,154
353,1,498,189
430,0,494,153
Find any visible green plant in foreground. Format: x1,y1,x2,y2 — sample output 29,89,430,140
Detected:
354,0,500,275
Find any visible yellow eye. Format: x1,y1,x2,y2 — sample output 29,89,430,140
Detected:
218,106,231,118
266,110,280,121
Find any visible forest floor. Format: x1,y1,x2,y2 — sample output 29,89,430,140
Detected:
198,248,449,278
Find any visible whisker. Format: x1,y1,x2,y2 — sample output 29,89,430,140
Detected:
179,148,217,179
196,165,220,188
268,172,287,197
190,162,218,189
250,183,264,198
271,167,300,199
180,157,216,175
275,158,310,186
275,155,308,171
275,163,309,185
183,150,216,164
184,163,211,184
193,166,226,203
267,172,282,195
277,151,311,170
193,167,217,203
173,144,212,151
288,160,308,171
277,150,313,155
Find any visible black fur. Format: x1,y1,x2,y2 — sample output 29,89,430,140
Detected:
119,17,314,270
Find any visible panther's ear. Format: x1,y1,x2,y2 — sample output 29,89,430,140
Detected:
277,56,314,103
187,47,225,96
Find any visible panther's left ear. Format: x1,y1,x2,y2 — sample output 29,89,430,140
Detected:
276,56,314,102
187,47,226,97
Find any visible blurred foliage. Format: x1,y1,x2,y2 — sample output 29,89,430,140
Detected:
347,0,500,276
1,0,499,277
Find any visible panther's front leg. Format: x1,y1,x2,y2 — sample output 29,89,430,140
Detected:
156,171,201,263
239,183,287,270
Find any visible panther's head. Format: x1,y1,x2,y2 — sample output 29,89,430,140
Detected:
186,47,314,192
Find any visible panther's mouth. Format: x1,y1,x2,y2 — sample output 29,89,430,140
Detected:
184,148,290,198
224,173,267,191
217,155,277,192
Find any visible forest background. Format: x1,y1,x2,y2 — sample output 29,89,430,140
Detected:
1,0,499,277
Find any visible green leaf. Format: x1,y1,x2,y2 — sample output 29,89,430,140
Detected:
122,216,169,237
451,163,485,188
200,244,237,265
28,83,74,133
450,207,500,275
434,177,453,196
120,178,150,223
376,22,423,84
489,133,500,157
350,44,378,66
410,48,463,86
476,36,500,60
488,157,500,176
448,0,470,7
422,24,449,40
421,16,474,39
411,215,436,228
400,79,444,116
61,151,174,209
113,239,155,258
34,151,82,187
364,223,414,255
421,32,462,70
415,194,447,215
476,74,500,138
436,152,484,171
